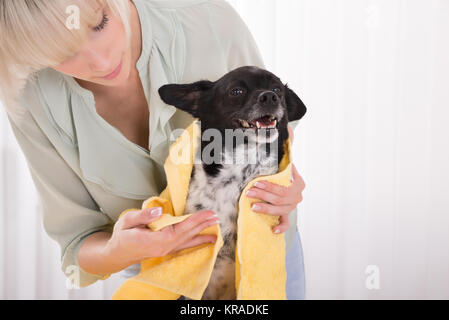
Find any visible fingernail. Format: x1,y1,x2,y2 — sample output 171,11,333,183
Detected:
207,213,219,220
246,190,256,197
252,204,261,211
255,181,266,189
150,207,162,216
274,229,281,234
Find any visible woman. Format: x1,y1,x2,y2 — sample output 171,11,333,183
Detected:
0,0,306,299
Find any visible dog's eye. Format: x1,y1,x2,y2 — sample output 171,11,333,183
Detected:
230,88,244,96
272,88,282,94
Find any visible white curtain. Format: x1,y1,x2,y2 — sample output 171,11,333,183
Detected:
1,0,448,299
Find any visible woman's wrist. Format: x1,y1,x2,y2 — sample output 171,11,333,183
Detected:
101,235,140,272
78,231,134,275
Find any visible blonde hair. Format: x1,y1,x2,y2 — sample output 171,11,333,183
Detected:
0,0,131,116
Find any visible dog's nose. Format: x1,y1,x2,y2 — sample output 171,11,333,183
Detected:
258,91,279,107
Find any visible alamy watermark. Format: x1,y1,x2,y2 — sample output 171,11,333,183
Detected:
168,121,280,166
65,5,80,30
365,4,380,31
65,265,81,290
365,264,381,290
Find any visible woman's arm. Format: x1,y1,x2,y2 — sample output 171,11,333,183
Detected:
78,231,142,275
288,124,295,144
7,109,114,287
78,232,117,275
7,107,219,285
79,207,220,275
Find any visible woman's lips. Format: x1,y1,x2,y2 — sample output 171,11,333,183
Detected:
101,59,123,80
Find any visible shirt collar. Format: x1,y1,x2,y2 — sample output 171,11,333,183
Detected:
58,0,186,165
35,0,187,198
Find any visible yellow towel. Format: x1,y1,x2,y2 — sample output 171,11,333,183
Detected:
111,119,293,300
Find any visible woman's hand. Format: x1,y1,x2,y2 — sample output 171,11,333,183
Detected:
102,208,219,271
245,163,306,234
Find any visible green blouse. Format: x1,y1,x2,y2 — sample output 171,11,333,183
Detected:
6,0,300,288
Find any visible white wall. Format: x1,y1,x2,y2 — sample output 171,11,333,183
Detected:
1,0,448,299
230,0,449,299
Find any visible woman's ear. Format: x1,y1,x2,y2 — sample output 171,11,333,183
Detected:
284,84,307,122
158,80,214,117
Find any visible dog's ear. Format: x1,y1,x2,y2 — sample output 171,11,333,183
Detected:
284,84,307,121
158,80,214,117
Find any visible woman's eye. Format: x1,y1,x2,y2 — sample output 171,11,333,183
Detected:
93,12,109,32
230,88,244,96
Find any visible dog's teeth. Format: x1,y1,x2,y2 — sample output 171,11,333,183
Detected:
240,120,251,128
256,121,261,129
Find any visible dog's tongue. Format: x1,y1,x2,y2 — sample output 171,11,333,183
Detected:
259,115,274,125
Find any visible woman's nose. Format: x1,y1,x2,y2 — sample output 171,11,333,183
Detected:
86,48,112,74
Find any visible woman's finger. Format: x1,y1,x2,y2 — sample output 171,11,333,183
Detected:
148,210,216,245
119,207,163,230
169,216,220,250
170,234,217,254
252,180,289,198
273,214,290,234
170,210,217,236
245,187,290,206
251,202,293,216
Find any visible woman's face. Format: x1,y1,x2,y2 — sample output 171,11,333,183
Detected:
52,4,132,87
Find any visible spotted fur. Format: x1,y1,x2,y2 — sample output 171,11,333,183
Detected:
180,135,279,300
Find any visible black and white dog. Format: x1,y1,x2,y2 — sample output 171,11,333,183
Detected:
158,66,307,300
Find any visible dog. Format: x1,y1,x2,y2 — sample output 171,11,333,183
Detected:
158,66,307,299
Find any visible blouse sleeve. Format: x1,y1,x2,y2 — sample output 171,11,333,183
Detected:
6,107,114,288
208,0,300,132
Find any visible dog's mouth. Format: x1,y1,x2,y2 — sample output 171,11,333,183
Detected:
233,114,278,130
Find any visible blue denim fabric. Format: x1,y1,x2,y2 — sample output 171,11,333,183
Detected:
285,228,306,300
120,228,306,300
